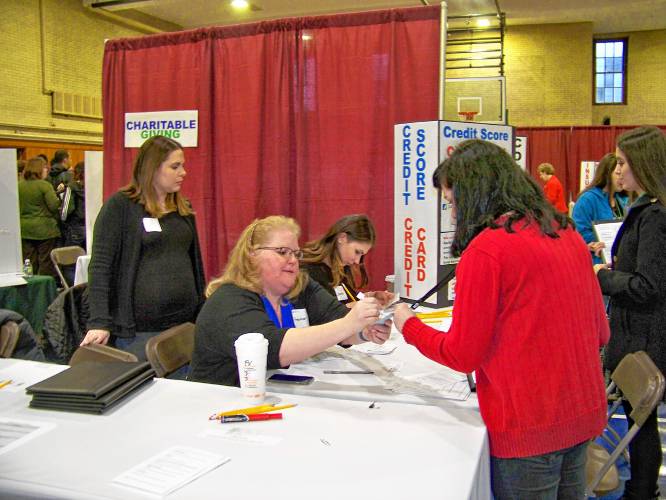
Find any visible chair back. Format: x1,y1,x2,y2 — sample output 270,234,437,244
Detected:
611,351,665,426
70,344,138,365
145,323,195,378
0,321,20,358
50,246,86,290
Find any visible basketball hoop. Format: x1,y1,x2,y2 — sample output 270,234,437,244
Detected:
458,111,478,121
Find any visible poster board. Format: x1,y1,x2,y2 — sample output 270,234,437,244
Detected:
84,151,104,255
0,149,25,287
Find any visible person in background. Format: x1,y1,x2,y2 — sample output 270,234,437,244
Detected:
47,149,72,192
393,140,609,499
190,215,389,387
300,214,375,305
18,157,61,277
17,159,26,181
538,162,568,214
61,161,86,249
572,153,630,264
594,126,666,500
81,136,205,362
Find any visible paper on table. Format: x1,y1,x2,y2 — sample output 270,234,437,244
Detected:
0,418,56,457
112,446,229,497
386,370,471,401
0,273,27,288
0,363,68,393
350,341,398,355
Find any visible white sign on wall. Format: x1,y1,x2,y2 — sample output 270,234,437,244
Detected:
438,121,514,264
514,136,527,170
394,121,440,302
580,161,598,192
125,110,198,147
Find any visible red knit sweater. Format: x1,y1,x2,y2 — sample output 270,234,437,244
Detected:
402,221,609,458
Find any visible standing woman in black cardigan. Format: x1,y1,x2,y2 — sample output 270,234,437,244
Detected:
81,135,205,360
594,126,666,500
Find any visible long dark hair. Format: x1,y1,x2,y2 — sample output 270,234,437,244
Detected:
616,126,666,206
433,139,570,256
301,214,376,289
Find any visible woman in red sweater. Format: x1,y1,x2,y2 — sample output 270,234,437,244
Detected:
538,162,569,213
393,140,609,499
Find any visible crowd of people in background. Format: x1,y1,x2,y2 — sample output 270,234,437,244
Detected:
16,149,86,285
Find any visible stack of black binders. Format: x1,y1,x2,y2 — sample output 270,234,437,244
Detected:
26,361,155,414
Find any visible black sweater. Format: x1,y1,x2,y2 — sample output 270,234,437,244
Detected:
87,192,205,337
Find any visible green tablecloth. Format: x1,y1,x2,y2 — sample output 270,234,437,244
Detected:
0,275,57,336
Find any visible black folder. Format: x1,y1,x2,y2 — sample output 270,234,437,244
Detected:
26,361,155,414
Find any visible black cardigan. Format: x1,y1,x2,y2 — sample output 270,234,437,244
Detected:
598,195,666,375
87,192,205,337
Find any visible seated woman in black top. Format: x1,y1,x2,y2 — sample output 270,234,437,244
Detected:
81,135,205,360
190,215,389,387
300,214,375,305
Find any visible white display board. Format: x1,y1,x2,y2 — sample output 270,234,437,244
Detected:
0,149,24,285
580,161,597,192
84,151,104,255
514,136,527,170
394,121,441,303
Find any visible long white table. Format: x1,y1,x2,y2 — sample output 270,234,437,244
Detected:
0,359,489,499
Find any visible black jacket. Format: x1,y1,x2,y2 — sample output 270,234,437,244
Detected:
47,163,72,191
0,309,46,361
598,195,666,374
42,284,89,363
87,192,206,337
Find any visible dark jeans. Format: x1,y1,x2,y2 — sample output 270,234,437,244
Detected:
621,401,661,499
491,441,588,500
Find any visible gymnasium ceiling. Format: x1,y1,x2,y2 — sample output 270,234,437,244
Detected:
89,0,666,34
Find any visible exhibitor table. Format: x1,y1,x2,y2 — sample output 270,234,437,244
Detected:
0,358,489,500
0,275,57,336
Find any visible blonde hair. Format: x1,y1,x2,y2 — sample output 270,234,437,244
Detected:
538,163,555,175
120,135,193,218
206,215,308,299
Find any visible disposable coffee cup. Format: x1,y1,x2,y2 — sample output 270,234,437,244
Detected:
234,333,269,403
385,274,395,293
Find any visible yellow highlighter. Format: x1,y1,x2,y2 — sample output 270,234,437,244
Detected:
209,403,297,420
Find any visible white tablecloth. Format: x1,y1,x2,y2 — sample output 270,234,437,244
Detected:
0,359,490,500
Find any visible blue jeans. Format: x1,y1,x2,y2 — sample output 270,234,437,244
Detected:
491,441,588,500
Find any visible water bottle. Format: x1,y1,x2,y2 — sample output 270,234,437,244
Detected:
23,259,33,277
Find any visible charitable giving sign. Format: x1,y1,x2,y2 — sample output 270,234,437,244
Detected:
124,110,198,147
394,121,440,302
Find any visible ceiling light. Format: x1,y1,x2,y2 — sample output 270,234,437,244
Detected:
231,0,249,9
477,19,490,28
301,34,313,41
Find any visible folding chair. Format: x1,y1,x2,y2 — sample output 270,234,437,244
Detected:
0,321,20,358
70,344,138,365
585,351,665,497
50,246,86,290
145,322,195,378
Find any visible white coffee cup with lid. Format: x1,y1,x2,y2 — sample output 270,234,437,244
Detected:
234,332,269,403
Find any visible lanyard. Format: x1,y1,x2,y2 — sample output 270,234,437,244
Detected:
261,296,295,329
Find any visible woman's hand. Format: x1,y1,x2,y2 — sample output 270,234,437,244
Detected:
361,322,392,344
364,291,396,308
587,241,606,257
593,263,610,275
346,297,380,331
80,329,110,346
393,303,416,332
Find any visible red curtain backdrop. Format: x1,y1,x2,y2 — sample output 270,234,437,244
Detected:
103,6,441,289
517,126,666,203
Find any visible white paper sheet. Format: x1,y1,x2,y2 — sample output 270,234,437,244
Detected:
202,426,283,446
351,341,398,355
0,363,68,393
386,370,471,401
593,220,623,264
112,446,229,497
0,418,56,457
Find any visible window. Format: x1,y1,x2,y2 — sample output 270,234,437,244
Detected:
594,39,627,104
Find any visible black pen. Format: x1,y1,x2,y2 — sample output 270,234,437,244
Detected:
323,370,375,374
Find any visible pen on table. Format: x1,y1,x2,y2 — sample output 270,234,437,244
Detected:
0,380,12,389
209,403,296,420
220,413,283,423
341,283,357,302
323,370,374,374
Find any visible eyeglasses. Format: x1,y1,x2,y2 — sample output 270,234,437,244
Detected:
256,247,303,260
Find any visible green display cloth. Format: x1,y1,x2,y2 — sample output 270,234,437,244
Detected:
0,275,57,337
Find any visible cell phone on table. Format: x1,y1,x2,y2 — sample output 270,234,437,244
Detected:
267,373,315,385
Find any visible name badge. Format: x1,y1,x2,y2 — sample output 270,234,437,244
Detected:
334,286,347,301
291,308,310,328
143,217,162,232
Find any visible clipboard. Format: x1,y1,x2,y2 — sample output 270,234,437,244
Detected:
592,219,623,264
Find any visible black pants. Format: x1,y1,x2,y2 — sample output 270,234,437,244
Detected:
622,400,661,499
21,238,58,278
